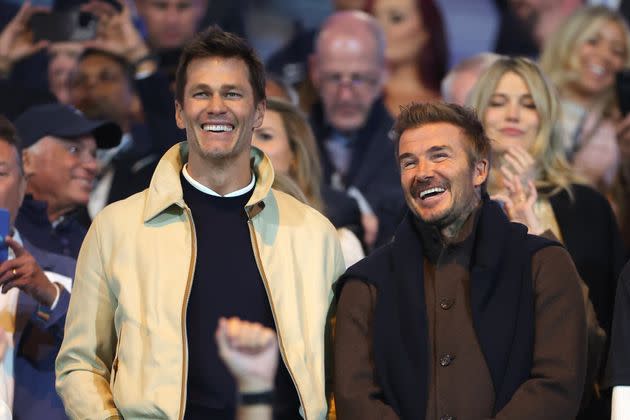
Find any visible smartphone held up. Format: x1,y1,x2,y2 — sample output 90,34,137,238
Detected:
28,0,122,43
0,209,9,263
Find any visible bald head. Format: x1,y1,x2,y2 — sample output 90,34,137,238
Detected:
310,11,387,133
315,11,386,65
442,53,501,105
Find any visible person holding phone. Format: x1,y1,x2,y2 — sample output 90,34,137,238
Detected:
0,115,75,420
0,2,50,80
0,1,85,105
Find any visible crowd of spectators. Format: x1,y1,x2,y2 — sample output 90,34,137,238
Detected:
0,0,629,419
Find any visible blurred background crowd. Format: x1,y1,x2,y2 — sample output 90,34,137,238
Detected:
1,0,630,419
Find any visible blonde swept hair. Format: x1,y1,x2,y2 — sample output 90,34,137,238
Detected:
540,6,630,115
467,56,582,196
265,98,325,213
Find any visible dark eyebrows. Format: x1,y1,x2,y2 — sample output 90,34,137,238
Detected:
221,84,243,92
398,145,453,161
186,83,244,93
398,152,417,161
427,145,452,153
187,82,210,92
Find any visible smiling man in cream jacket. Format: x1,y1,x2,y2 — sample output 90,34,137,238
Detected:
55,27,344,420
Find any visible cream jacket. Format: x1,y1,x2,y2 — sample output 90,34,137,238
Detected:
55,143,345,419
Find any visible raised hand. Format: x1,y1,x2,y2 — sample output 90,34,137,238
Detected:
491,170,545,235
0,236,58,307
499,145,536,186
215,317,279,393
80,0,150,64
0,1,50,76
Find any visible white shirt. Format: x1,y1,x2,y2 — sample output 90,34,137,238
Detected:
182,164,255,197
612,386,630,420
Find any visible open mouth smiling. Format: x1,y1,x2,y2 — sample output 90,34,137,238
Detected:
419,187,446,200
201,123,234,133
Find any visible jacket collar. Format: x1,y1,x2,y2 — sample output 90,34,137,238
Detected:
142,142,275,222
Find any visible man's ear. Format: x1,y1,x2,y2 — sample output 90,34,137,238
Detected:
253,100,266,130
473,158,489,188
175,100,185,129
308,53,320,87
22,149,34,178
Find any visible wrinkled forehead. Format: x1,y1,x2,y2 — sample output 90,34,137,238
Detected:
318,24,381,60
400,123,469,152
318,37,382,74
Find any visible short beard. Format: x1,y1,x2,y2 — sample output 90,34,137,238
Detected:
439,188,481,241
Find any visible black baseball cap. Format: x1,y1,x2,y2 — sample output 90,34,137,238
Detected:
14,103,122,150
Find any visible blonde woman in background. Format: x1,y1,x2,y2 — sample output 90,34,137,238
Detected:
253,98,364,267
540,6,630,192
468,56,626,419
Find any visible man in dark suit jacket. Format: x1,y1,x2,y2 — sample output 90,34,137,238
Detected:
309,10,404,249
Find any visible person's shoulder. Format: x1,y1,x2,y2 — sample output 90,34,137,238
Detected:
620,260,630,289
549,183,615,219
569,183,609,203
271,188,337,235
524,231,561,252
560,183,612,212
344,241,393,280
93,189,149,228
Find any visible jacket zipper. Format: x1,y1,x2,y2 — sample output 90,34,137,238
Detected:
247,219,308,420
177,207,197,420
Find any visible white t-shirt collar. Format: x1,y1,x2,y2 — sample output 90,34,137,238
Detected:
182,164,256,197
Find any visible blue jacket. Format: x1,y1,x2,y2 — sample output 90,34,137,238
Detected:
15,195,86,259
12,237,75,420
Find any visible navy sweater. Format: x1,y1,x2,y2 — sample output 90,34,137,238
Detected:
181,174,299,420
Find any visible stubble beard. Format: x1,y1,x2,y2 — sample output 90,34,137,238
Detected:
189,126,251,169
407,178,481,241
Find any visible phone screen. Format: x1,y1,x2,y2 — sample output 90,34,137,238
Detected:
30,9,97,43
0,209,10,263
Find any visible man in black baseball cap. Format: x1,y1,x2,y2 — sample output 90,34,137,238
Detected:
13,103,121,258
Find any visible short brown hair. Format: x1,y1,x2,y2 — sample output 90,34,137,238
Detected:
391,102,491,166
175,26,266,105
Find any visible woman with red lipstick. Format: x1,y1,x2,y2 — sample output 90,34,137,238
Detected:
469,56,626,420
540,6,630,193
